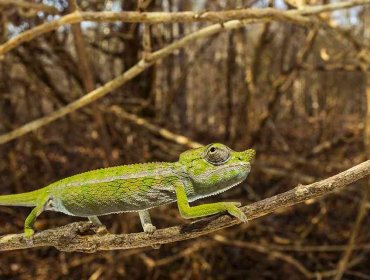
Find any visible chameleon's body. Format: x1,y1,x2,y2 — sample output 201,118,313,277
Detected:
0,143,255,238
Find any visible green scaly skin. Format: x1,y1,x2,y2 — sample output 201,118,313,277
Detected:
0,143,255,238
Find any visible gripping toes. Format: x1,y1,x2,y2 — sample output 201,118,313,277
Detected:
225,202,247,222
143,223,157,234
96,226,109,235
24,228,34,238
24,228,35,245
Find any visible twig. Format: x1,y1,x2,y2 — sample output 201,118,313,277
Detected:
213,235,313,278
140,240,216,268
68,0,112,166
110,106,202,149
1,0,370,55
0,0,59,14
335,211,370,278
0,160,368,252
256,243,370,252
335,190,369,280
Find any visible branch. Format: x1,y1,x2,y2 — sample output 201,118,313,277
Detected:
0,160,369,252
1,0,370,55
0,0,59,14
110,106,202,149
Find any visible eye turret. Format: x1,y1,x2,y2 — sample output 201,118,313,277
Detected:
204,144,230,165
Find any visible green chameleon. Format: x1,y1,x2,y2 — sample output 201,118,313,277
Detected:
0,143,255,238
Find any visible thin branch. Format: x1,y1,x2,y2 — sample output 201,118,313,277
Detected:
68,0,112,166
110,106,202,149
257,243,370,252
0,0,59,14
0,160,368,252
1,0,370,55
334,186,369,280
141,240,216,268
213,235,314,278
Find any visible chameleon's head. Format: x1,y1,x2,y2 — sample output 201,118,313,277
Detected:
178,143,255,200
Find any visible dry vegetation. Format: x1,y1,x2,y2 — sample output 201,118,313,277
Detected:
0,0,370,279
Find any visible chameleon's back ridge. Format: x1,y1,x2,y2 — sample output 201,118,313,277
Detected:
0,143,255,238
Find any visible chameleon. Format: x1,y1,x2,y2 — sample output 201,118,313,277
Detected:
0,143,255,238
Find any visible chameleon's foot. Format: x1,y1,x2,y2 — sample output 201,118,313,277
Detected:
24,228,34,238
95,225,109,235
225,202,248,223
143,224,156,234
88,216,108,235
24,228,35,245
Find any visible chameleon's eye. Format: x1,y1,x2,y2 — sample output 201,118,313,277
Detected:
204,145,230,165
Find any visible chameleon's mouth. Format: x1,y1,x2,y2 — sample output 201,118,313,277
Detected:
189,162,251,202
197,179,246,199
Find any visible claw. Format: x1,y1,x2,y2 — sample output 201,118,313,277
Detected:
96,226,109,235
143,224,157,234
24,228,34,238
226,202,248,223
24,228,35,245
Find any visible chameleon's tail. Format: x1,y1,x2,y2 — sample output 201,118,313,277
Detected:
0,189,44,207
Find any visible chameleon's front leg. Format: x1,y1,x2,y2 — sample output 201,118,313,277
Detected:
174,181,247,222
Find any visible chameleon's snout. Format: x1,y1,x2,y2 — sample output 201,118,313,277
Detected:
237,149,256,163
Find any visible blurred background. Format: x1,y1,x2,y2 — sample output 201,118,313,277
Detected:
0,0,369,279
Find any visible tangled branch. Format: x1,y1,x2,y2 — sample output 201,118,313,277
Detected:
1,0,370,55
1,0,370,145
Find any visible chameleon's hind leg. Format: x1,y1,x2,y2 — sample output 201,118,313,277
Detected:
88,216,108,234
139,210,156,234
24,197,48,239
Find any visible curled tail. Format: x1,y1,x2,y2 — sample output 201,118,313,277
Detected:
0,189,45,207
